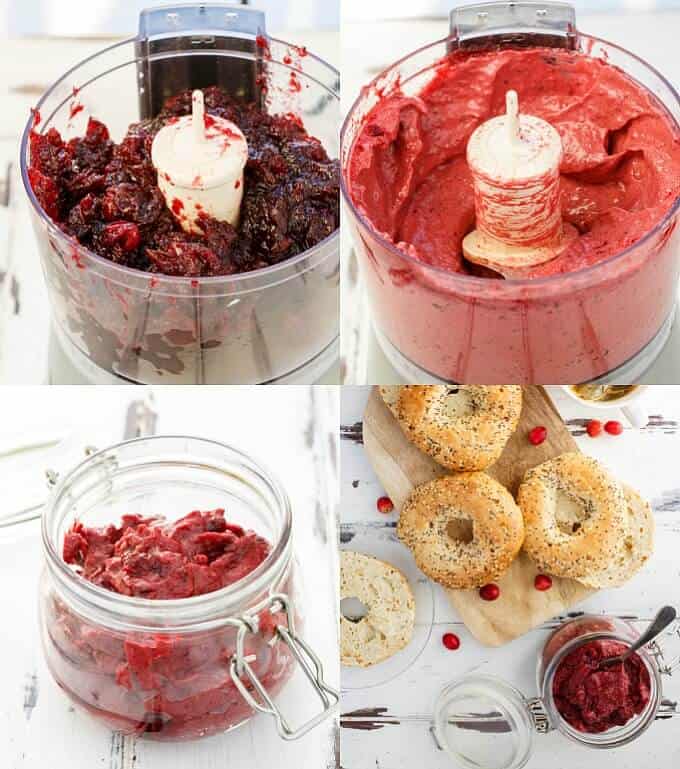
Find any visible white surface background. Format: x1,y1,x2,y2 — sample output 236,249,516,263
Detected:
340,385,680,768
340,10,680,384
0,385,339,769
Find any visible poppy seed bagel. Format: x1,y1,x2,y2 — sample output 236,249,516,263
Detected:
393,385,522,471
398,472,525,589
578,485,654,588
517,453,629,581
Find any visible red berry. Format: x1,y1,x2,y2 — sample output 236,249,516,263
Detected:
534,574,553,591
442,632,460,650
479,583,500,601
377,496,394,514
604,420,623,436
103,221,141,252
586,419,602,437
528,426,547,445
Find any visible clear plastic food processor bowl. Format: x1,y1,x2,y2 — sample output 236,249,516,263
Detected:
341,2,680,383
21,6,340,384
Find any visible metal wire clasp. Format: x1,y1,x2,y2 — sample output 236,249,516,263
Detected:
648,618,680,676
229,593,339,740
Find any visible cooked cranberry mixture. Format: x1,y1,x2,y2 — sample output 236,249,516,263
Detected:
29,87,339,277
63,509,270,599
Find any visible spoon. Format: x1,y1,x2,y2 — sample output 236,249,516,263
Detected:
598,605,677,669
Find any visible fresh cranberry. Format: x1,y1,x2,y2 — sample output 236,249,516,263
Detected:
586,419,603,437
534,574,553,591
528,426,547,445
442,632,460,650
377,496,394,514
604,420,623,435
102,222,141,252
479,583,500,601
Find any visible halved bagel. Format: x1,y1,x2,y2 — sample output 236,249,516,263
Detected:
340,551,415,667
517,453,628,581
398,472,525,589
580,485,654,588
393,385,522,471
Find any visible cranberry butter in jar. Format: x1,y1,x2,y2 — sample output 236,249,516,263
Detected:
38,436,337,741
341,1,680,383
431,613,679,769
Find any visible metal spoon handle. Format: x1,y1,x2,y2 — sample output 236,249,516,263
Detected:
628,605,677,657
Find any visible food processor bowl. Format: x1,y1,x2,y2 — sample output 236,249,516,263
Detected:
340,2,680,383
21,6,340,384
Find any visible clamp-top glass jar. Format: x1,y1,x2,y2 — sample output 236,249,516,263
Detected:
38,436,338,741
433,614,679,769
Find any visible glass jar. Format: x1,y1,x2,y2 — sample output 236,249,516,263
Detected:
38,436,337,741
433,614,678,769
340,2,680,383
20,6,340,384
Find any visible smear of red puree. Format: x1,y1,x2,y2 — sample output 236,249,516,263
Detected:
348,48,680,278
553,639,651,733
63,509,270,599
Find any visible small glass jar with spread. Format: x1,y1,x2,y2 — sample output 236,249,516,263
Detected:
433,613,679,769
38,436,337,742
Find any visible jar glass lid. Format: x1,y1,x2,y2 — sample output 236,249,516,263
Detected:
433,674,534,769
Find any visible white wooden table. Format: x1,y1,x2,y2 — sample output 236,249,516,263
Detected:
0,385,339,769
340,11,680,384
340,385,680,769
0,26,340,384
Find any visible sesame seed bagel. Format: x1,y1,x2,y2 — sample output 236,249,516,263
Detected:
340,551,415,667
398,472,525,589
394,385,522,471
517,453,628,581
580,485,654,589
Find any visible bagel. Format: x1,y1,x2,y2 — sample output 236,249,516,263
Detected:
398,472,525,589
579,485,654,588
340,551,415,667
393,385,522,471
379,386,401,418
517,453,628,582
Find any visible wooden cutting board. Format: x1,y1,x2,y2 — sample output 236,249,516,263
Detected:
363,385,594,647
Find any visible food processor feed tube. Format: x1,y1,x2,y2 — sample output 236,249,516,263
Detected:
341,1,680,383
21,5,340,384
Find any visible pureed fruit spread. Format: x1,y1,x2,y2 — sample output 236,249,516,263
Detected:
345,46,680,381
552,639,651,733
29,86,339,277
46,509,294,739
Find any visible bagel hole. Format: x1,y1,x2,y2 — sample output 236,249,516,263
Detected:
555,490,593,535
341,596,368,623
446,518,474,544
439,387,476,419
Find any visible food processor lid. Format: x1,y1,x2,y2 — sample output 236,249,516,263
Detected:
138,3,266,42
136,3,268,118
433,674,541,769
448,1,577,50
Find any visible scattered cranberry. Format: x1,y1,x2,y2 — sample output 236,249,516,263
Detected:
605,420,623,435
442,632,460,650
377,496,394,514
528,425,547,445
534,574,553,591
479,583,500,601
586,419,602,437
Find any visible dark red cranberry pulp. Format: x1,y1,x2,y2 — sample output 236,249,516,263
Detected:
28,86,339,277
